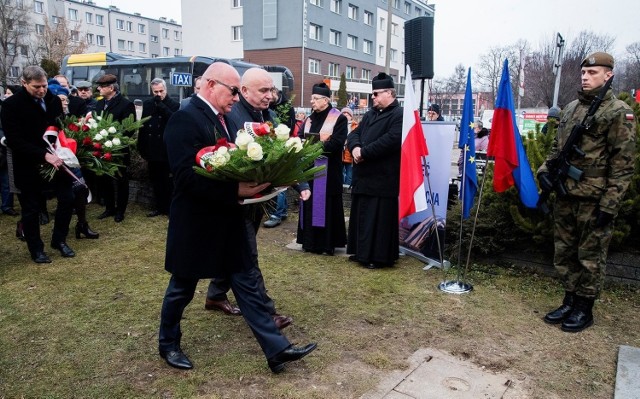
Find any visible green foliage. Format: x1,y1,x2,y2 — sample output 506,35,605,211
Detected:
40,58,59,78
273,94,295,126
337,73,348,109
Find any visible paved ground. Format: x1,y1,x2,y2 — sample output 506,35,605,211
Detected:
615,345,640,399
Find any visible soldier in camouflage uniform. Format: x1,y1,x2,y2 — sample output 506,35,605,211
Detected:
537,52,637,333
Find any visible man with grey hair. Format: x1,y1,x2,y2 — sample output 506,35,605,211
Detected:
1,66,75,263
138,78,180,217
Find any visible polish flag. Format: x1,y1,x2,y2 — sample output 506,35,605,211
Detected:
399,65,429,220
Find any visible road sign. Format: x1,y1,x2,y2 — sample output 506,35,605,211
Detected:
170,72,192,87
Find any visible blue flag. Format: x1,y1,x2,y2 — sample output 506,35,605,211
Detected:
458,68,478,219
487,59,540,208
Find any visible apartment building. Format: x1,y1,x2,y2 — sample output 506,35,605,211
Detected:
4,0,182,82
182,0,434,108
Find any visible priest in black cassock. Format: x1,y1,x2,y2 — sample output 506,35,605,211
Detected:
296,83,347,255
346,73,402,269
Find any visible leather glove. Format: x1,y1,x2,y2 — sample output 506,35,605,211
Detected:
594,210,614,228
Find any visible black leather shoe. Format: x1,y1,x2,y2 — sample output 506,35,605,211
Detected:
268,343,317,373
544,292,574,324
2,208,19,216
16,221,25,241
97,210,115,219
561,296,594,333
114,213,125,223
205,299,242,315
32,251,52,264
51,241,76,258
159,349,193,370
147,210,162,217
39,211,49,225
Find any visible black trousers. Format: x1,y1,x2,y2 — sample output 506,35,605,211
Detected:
159,270,290,360
18,176,74,256
100,169,129,215
147,160,173,214
206,216,276,314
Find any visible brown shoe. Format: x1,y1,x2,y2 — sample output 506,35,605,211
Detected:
204,299,242,316
273,314,293,330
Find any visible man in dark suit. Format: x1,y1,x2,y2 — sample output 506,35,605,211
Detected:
137,78,179,217
1,66,75,263
94,74,136,222
158,62,316,372
347,73,403,269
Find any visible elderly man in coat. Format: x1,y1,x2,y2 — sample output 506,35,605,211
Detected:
158,62,316,372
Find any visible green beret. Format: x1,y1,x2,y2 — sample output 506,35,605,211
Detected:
581,52,614,69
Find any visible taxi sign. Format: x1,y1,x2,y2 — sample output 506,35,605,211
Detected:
170,72,192,87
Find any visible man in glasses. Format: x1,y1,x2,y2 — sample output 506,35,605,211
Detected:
205,67,300,331
346,72,403,269
53,75,87,118
159,62,316,372
75,81,97,112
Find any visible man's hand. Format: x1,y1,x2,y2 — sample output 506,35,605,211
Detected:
238,182,271,198
352,147,363,164
44,152,63,169
299,189,311,201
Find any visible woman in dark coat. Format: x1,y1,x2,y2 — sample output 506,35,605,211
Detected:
296,83,347,255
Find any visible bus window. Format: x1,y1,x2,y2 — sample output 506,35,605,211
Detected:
120,67,148,98
155,65,190,101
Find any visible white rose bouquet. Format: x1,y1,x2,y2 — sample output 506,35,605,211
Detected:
194,121,325,187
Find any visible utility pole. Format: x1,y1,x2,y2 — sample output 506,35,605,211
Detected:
384,0,392,74
552,33,565,109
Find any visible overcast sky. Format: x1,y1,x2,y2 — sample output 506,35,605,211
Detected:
103,0,639,78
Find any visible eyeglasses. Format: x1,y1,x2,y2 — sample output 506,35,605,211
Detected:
208,78,240,96
371,90,389,97
77,87,91,92
310,96,327,101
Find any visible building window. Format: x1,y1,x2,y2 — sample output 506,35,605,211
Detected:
7,44,15,56
138,23,145,34
34,1,44,13
86,33,94,44
69,9,78,21
139,42,146,53
150,35,158,43
117,39,125,50
163,47,170,56
330,0,341,14
17,21,27,33
345,66,356,79
391,22,398,36
97,35,105,46
361,69,371,81
364,10,373,25
52,16,61,24
404,1,411,14
309,23,321,41
328,63,339,77
116,19,125,30
379,17,385,31
174,48,181,56
348,4,358,20
162,28,169,39
70,30,79,42
85,12,93,24
232,0,242,7
96,14,104,26
329,30,341,46
309,0,322,6
35,24,45,35
390,48,397,61
347,34,357,50
393,0,400,9
174,30,180,40
126,21,133,32
378,45,384,58
127,40,134,51
415,6,421,16
151,54,158,58
16,0,24,10
19,45,28,56
308,58,320,74
9,66,20,78
363,39,372,54
232,26,242,41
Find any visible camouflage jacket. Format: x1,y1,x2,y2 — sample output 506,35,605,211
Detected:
538,88,636,214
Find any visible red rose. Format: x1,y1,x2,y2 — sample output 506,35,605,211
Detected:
82,137,92,146
93,142,102,150
67,123,80,132
82,124,90,132
103,153,112,161
92,151,101,157
254,123,271,136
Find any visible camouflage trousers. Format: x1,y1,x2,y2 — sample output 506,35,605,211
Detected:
553,198,613,298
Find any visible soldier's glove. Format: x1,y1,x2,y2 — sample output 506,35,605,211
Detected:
594,210,614,228
537,172,553,192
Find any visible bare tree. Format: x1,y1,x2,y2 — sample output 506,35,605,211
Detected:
617,42,640,94
0,0,30,85
27,16,87,70
475,45,519,108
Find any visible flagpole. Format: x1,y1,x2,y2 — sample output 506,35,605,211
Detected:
461,159,490,282
422,157,444,268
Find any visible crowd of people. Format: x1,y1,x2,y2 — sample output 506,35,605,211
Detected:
1,50,634,376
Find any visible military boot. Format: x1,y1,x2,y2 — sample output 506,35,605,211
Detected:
544,291,575,324
561,296,594,333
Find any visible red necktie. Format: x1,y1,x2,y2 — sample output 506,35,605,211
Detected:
217,113,228,136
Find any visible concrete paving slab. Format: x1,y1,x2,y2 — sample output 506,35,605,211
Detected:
285,239,349,257
615,345,640,399
362,348,517,399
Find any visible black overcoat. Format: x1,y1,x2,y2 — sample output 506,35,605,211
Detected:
137,95,180,161
163,95,244,279
347,100,403,198
0,88,63,192
94,93,136,125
